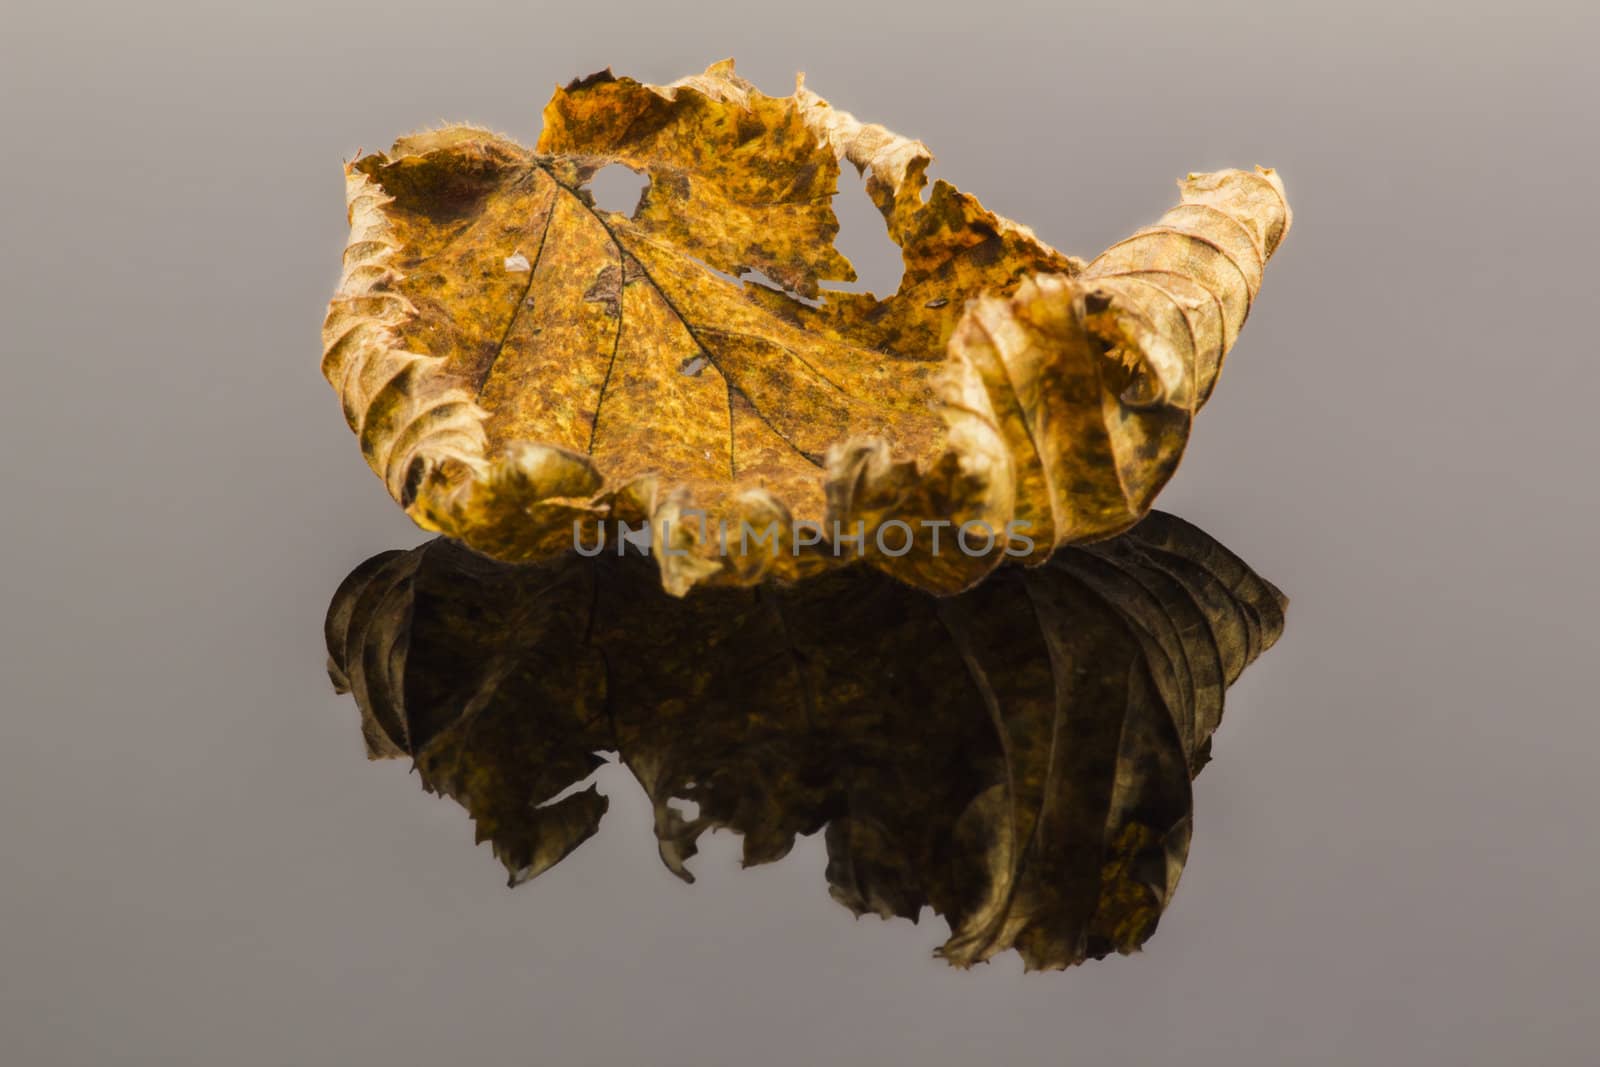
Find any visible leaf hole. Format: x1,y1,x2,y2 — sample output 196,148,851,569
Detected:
666,796,701,822
586,163,649,216
535,772,605,810
688,255,825,309
742,269,821,308
822,171,904,298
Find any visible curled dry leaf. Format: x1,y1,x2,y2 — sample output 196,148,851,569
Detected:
325,512,1286,970
322,60,1291,595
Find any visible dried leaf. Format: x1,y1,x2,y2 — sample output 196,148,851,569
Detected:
325,512,1286,969
322,61,1291,595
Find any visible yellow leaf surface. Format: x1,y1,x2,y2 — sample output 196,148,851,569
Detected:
322,60,1290,594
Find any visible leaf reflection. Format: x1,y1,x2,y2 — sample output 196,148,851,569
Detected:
325,512,1286,970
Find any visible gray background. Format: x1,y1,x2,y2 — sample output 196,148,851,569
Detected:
3,1,1596,1063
